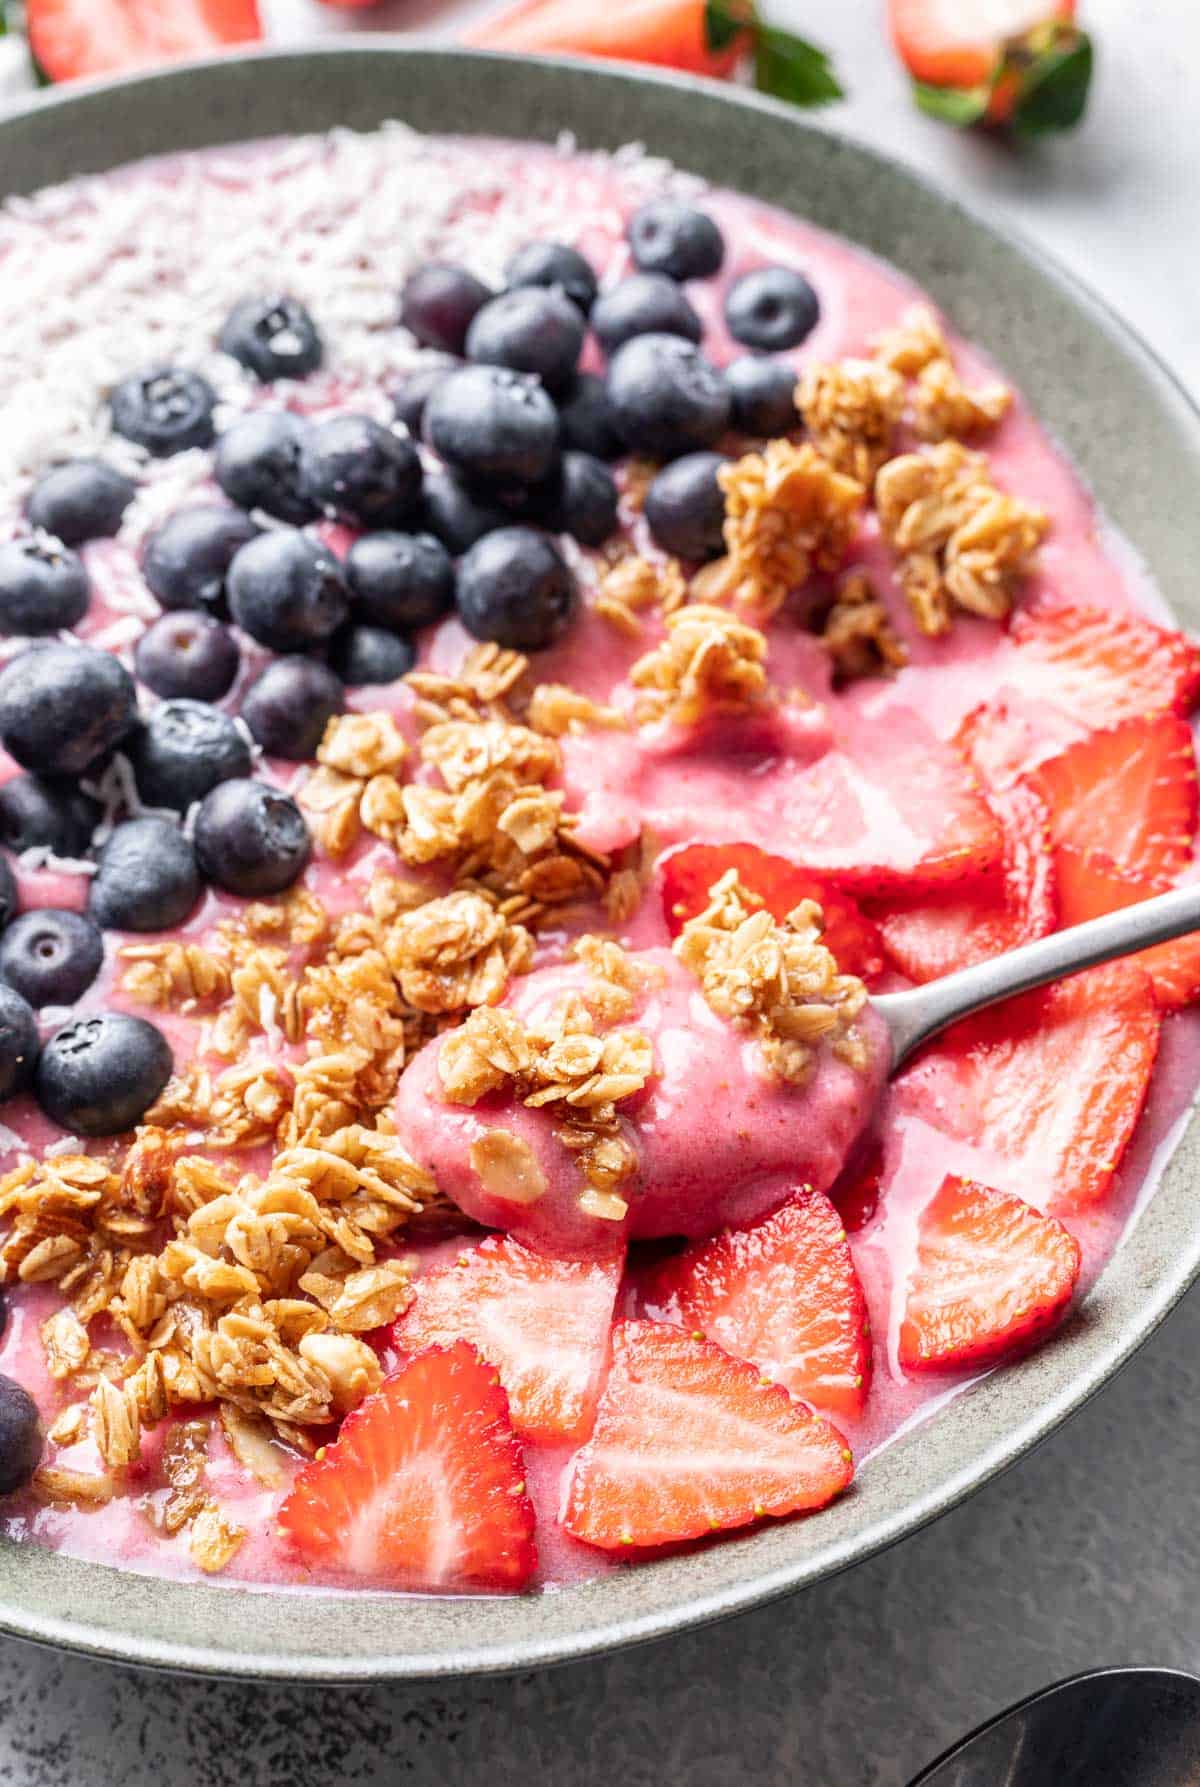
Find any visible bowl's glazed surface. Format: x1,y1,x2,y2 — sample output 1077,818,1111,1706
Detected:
0,44,1198,1679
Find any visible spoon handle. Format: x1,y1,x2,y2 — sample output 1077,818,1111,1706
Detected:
876,880,1200,1073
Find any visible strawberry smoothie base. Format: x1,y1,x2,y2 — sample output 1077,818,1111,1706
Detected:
0,127,1195,1597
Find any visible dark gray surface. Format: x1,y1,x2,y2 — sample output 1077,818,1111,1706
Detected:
0,1285,1198,1785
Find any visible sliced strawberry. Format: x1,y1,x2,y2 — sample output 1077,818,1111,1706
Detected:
899,1174,1081,1371
562,1321,852,1550
659,842,885,980
641,1189,871,1419
870,777,1056,984
393,1236,622,1443
783,710,1003,892
953,691,1084,793
1009,602,1200,728
830,1140,884,1234
468,0,746,76
1030,714,1198,884
889,0,1091,133
278,1343,537,1590
1055,847,1200,1011
27,0,262,83
899,963,1160,1210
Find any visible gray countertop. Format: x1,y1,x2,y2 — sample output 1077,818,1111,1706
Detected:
0,3,1198,1782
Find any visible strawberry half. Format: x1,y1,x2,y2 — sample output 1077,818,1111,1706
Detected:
393,1236,622,1443
659,842,885,981
27,0,263,83
869,776,1056,984
562,1321,852,1551
278,1343,537,1591
888,0,1092,135
641,1189,871,1419
1055,848,1200,1012
783,711,1003,893
1009,602,1200,729
899,963,1160,1210
1030,714,1198,885
899,1174,1081,1371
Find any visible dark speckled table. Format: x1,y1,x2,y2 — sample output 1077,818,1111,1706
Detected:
0,2,1197,1781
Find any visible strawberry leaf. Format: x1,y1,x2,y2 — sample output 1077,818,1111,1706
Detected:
1014,34,1094,136
912,81,990,127
754,25,843,106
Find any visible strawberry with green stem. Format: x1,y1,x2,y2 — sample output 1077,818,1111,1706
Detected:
889,0,1092,135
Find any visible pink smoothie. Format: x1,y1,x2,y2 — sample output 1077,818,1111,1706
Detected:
0,127,1190,1597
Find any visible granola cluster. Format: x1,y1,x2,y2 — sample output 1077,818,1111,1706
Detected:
872,303,1012,442
797,359,906,482
630,604,770,726
594,552,687,638
695,440,865,619
817,570,908,685
439,936,659,1224
674,871,870,1086
875,440,1048,636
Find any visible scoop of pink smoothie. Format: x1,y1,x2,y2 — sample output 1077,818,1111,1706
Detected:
394,947,889,1257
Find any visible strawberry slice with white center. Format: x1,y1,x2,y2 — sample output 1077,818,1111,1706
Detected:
393,1236,623,1443
869,776,1056,984
1009,602,1200,728
658,841,885,981
953,690,1085,792
641,1189,871,1419
898,963,1160,1210
1030,713,1198,884
28,0,263,83
781,709,1002,892
277,1343,537,1591
1055,849,1200,1011
562,1322,853,1551
899,1173,1081,1371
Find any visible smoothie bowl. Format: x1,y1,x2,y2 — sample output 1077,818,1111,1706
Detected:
0,47,1196,1678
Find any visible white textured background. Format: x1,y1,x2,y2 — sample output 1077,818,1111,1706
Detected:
0,3,1197,1782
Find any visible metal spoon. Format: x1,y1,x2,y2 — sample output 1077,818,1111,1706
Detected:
907,1665,1200,1785
876,882,1200,1072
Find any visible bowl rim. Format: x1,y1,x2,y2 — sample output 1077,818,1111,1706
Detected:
0,40,1199,1682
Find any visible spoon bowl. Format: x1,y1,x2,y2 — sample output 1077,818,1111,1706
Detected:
909,1666,1200,1786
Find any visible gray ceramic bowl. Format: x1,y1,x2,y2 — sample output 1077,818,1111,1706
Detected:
0,45,1198,1682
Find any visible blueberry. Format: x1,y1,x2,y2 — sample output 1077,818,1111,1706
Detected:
557,373,621,461
25,460,134,546
194,778,310,896
606,334,732,461
329,624,415,688
346,531,454,632
0,1373,42,1493
421,471,509,555
628,200,725,282
141,505,259,618
218,294,323,382
134,611,240,703
0,644,135,777
400,263,493,355
0,984,37,1104
88,816,200,933
128,699,252,809
643,452,728,561
297,415,422,528
456,526,577,652
591,274,703,356
0,855,14,931
0,909,103,1007
0,775,99,859
227,528,349,653
110,367,217,457
0,538,89,636
466,288,585,395
425,365,560,490
536,451,619,547
505,241,598,317
725,356,800,436
240,658,343,760
35,1011,172,1136
393,365,453,438
725,267,820,351
214,412,315,525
